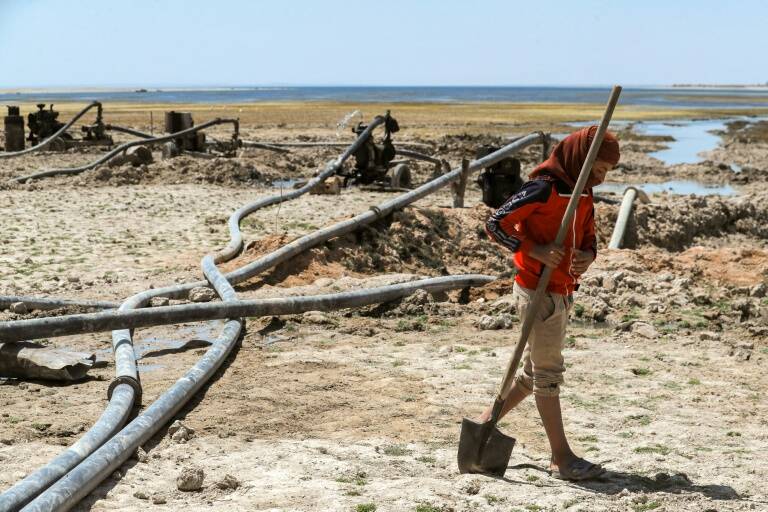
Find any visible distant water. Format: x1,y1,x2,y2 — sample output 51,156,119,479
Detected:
2,86,768,108
635,119,728,165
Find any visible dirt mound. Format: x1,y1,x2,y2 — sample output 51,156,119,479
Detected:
73,156,284,187
596,192,768,251
238,205,513,287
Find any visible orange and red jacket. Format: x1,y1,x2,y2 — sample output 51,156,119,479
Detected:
485,174,596,295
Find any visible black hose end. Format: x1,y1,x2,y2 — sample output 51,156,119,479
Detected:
108,375,142,406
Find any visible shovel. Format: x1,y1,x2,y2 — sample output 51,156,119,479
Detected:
457,85,623,477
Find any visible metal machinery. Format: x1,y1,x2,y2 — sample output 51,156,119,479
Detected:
4,106,25,151
163,111,240,157
475,145,524,208
339,111,411,188
27,103,112,148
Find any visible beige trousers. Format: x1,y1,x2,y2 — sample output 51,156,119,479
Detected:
513,282,571,397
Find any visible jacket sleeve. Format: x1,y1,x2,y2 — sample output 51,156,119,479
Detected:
580,202,597,258
485,180,551,254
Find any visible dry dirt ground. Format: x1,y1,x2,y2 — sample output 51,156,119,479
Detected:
1,104,767,512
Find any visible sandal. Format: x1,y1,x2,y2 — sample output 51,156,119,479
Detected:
550,457,605,481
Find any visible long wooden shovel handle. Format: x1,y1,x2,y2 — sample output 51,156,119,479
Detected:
493,85,623,407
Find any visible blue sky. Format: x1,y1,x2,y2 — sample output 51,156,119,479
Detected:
1,0,765,88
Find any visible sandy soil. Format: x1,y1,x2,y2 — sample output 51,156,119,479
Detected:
1,103,767,511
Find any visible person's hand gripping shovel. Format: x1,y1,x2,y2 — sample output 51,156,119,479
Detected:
457,86,622,478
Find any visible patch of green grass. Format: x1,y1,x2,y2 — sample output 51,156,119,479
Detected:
633,501,662,512
5,416,22,424
415,505,441,512
618,431,634,438
577,435,598,443
394,317,427,332
355,504,376,512
525,505,543,512
573,303,585,318
392,360,405,367
526,474,540,482
31,422,51,432
453,345,467,353
415,455,436,464
634,444,671,456
565,335,577,348
382,444,411,456
627,414,652,426
631,367,652,376
485,494,505,504
687,378,701,385
726,431,741,437
453,363,472,370
345,490,362,496
562,497,580,509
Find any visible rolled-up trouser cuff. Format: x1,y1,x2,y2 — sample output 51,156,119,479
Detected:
515,372,534,394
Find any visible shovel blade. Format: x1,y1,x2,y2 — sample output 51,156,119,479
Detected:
457,417,516,477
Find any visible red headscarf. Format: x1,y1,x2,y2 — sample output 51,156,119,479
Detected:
530,126,620,188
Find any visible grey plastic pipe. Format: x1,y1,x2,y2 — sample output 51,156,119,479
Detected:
0,295,118,311
19,275,491,512
0,275,495,342
245,140,431,149
607,186,650,249
11,118,239,183
0,102,101,159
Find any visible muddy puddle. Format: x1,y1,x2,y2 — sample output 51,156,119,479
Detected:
597,180,737,196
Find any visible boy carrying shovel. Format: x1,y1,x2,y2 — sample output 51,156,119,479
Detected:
481,125,620,480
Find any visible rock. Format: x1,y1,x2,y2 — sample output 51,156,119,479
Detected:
150,296,170,307
176,465,205,491
133,491,149,500
215,474,240,490
730,348,752,361
302,311,334,325
489,295,517,315
314,277,334,287
692,290,711,306
603,271,625,291
189,287,216,303
134,446,149,463
170,424,195,444
574,296,610,322
9,302,28,314
632,322,659,339
749,283,767,298
152,494,167,505
699,331,721,341
464,479,481,495
475,313,515,330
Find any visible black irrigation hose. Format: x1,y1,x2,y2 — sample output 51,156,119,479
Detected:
395,147,445,166
10,118,239,183
0,295,118,311
0,115,388,511
245,139,431,149
0,102,101,159
19,277,491,511
0,275,495,342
